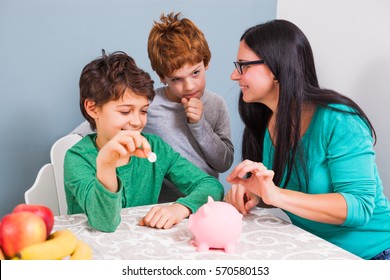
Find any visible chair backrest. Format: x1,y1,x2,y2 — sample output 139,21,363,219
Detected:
50,134,82,215
25,134,82,215
25,164,59,214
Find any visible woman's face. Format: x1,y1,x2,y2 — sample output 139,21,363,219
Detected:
231,40,279,110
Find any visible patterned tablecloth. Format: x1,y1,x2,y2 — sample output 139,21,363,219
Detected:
53,204,360,260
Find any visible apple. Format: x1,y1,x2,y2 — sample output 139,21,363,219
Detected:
0,212,47,258
0,246,5,260
13,204,54,237
0,224,5,259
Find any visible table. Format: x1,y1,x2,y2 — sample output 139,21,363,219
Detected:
53,204,361,260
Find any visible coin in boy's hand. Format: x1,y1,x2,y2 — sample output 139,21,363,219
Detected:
148,152,157,163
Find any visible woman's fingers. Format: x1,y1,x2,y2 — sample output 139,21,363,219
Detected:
227,160,267,182
245,193,260,212
234,184,248,214
225,184,249,215
255,169,275,181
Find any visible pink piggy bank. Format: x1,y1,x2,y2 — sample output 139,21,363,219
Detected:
188,196,243,253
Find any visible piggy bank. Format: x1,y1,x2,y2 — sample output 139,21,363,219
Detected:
188,196,243,253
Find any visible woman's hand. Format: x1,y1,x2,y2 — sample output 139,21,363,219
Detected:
139,203,191,229
226,160,278,206
227,161,349,224
224,184,260,215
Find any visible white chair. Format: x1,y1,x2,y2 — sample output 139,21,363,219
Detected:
25,134,82,216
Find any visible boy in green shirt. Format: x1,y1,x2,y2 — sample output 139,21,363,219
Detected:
64,51,224,232
71,13,234,203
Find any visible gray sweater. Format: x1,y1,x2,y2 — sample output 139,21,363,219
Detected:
71,87,234,178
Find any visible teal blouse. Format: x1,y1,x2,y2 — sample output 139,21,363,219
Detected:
64,133,224,232
263,104,390,259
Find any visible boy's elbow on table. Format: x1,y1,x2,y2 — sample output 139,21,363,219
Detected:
88,215,121,232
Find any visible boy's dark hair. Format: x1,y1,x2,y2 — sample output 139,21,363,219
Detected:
79,51,155,129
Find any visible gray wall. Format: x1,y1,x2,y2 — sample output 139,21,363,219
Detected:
277,0,390,200
0,0,277,216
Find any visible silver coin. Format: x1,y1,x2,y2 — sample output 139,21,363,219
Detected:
148,152,157,163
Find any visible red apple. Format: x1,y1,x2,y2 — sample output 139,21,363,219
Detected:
0,221,5,260
0,226,5,260
0,247,5,260
0,212,46,258
13,204,54,237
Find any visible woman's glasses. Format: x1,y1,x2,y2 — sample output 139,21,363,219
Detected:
233,60,264,75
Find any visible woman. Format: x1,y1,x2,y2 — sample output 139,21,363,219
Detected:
225,19,390,260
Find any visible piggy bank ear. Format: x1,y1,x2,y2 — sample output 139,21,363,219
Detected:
200,204,211,218
207,196,214,203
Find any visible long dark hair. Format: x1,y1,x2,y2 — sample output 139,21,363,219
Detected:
239,19,376,188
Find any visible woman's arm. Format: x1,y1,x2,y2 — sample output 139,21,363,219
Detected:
227,160,348,224
274,189,347,224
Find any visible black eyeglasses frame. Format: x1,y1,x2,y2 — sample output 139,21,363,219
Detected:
233,60,265,75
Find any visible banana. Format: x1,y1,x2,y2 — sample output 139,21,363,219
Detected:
14,229,77,260
70,239,93,260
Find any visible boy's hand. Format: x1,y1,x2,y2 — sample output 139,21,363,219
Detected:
139,203,190,229
96,130,151,192
181,97,203,124
97,130,151,166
